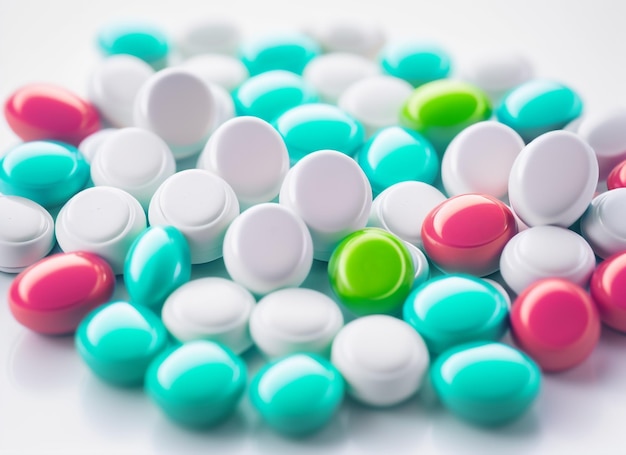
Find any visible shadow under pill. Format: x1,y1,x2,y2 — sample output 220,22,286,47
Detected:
191,258,231,280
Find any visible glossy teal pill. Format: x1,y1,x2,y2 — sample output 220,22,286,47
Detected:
403,274,509,355
240,33,320,76
97,22,169,68
495,79,583,142
75,301,169,386
274,103,365,163
380,42,451,87
145,340,247,428
431,342,541,426
358,126,439,195
250,353,344,436
233,70,318,122
124,226,191,311
0,140,89,208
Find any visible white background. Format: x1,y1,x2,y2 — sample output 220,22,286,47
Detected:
1,0,626,454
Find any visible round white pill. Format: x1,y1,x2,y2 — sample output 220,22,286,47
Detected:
78,128,117,163
576,109,626,181
0,196,55,273
178,19,240,56
55,187,146,274
180,54,249,92
302,52,379,104
462,50,533,100
306,19,385,57
91,128,176,209
161,277,255,354
369,181,446,248
88,55,154,128
441,121,525,199
279,150,372,261
134,68,215,159
223,203,313,295
148,169,239,264
581,188,626,259
207,82,235,133
331,315,429,407
250,288,344,358
404,242,431,289
499,226,596,295
197,116,289,209
508,131,598,227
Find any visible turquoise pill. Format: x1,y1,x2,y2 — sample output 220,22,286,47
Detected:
496,79,583,142
145,340,247,428
403,275,509,356
249,353,344,436
240,33,320,76
97,22,169,68
274,103,365,163
431,342,541,426
124,226,191,311
75,301,169,387
0,141,89,208
380,42,451,87
233,70,318,122
358,126,439,195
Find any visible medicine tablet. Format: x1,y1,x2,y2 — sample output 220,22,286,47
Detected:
180,54,249,91
97,21,169,68
590,252,626,332
240,32,320,76
78,128,117,163
576,109,626,181
56,187,147,274
580,188,626,259
608,158,626,190
148,169,239,264
209,83,236,130
178,19,240,56
379,41,451,87
331,315,429,407
161,277,256,354
461,50,533,100
305,19,385,57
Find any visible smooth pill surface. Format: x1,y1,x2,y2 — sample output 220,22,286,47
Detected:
404,242,431,290
209,82,236,132
462,51,533,99
379,42,451,86
9,252,114,335
240,33,320,76
97,21,169,67
306,20,385,56
580,188,626,258
178,19,240,56
590,252,626,332
78,128,117,163
180,54,249,91
608,159,626,190
576,109,626,181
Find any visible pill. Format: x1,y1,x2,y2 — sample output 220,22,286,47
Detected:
209,82,236,131
379,41,451,87
496,80,583,142
357,126,439,195
240,32,320,76
404,242,430,290
4,83,101,146
607,158,626,190
461,50,533,100
145,340,246,428
223,203,313,295
76,300,168,385
249,353,344,436
180,53,249,91
580,188,626,258
250,288,344,358
178,19,240,56
330,315,429,406
90,127,176,209
305,19,385,57
441,121,524,199
590,252,626,332
279,150,371,260
0,140,90,208
511,278,600,372
9,252,115,335
97,21,169,69
328,228,414,315
576,109,626,181
422,194,518,276
499,226,596,295
403,274,509,355
55,186,147,274
148,169,239,264
133,68,215,159
161,277,255,354
431,342,541,426
508,131,598,227
78,128,117,163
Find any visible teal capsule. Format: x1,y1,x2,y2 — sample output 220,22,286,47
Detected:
124,226,191,311
403,275,509,356
233,70,318,122
0,141,89,208
250,353,344,436
358,126,439,195
274,103,365,163
75,301,169,387
145,340,247,428
380,42,451,87
496,79,583,142
240,33,320,76
97,21,169,68
431,342,541,426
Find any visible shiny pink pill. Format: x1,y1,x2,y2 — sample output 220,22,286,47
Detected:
590,251,626,332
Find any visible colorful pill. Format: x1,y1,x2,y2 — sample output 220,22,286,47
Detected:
607,158,626,190
97,21,169,68
379,41,451,87
590,252,626,332
240,32,320,76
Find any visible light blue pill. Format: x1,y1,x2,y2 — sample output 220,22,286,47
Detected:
380,42,451,87
97,21,169,68
240,33,320,76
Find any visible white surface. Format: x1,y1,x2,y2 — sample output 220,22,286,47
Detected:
580,188,626,259
180,54,249,91
576,109,626,181
177,19,241,57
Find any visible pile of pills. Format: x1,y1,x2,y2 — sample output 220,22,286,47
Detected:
2,17,626,436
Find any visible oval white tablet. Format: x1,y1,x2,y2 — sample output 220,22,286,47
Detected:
78,128,117,163
148,169,239,264
499,225,596,295
305,19,385,57
331,315,429,407
197,116,289,209
576,109,626,181
581,188,626,259
462,50,533,100
55,187,146,274
508,131,598,227
178,19,240,56
161,277,255,354
223,203,313,295
442,121,525,199
180,54,249,92
91,127,176,209
250,288,344,358
279,150,372,261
